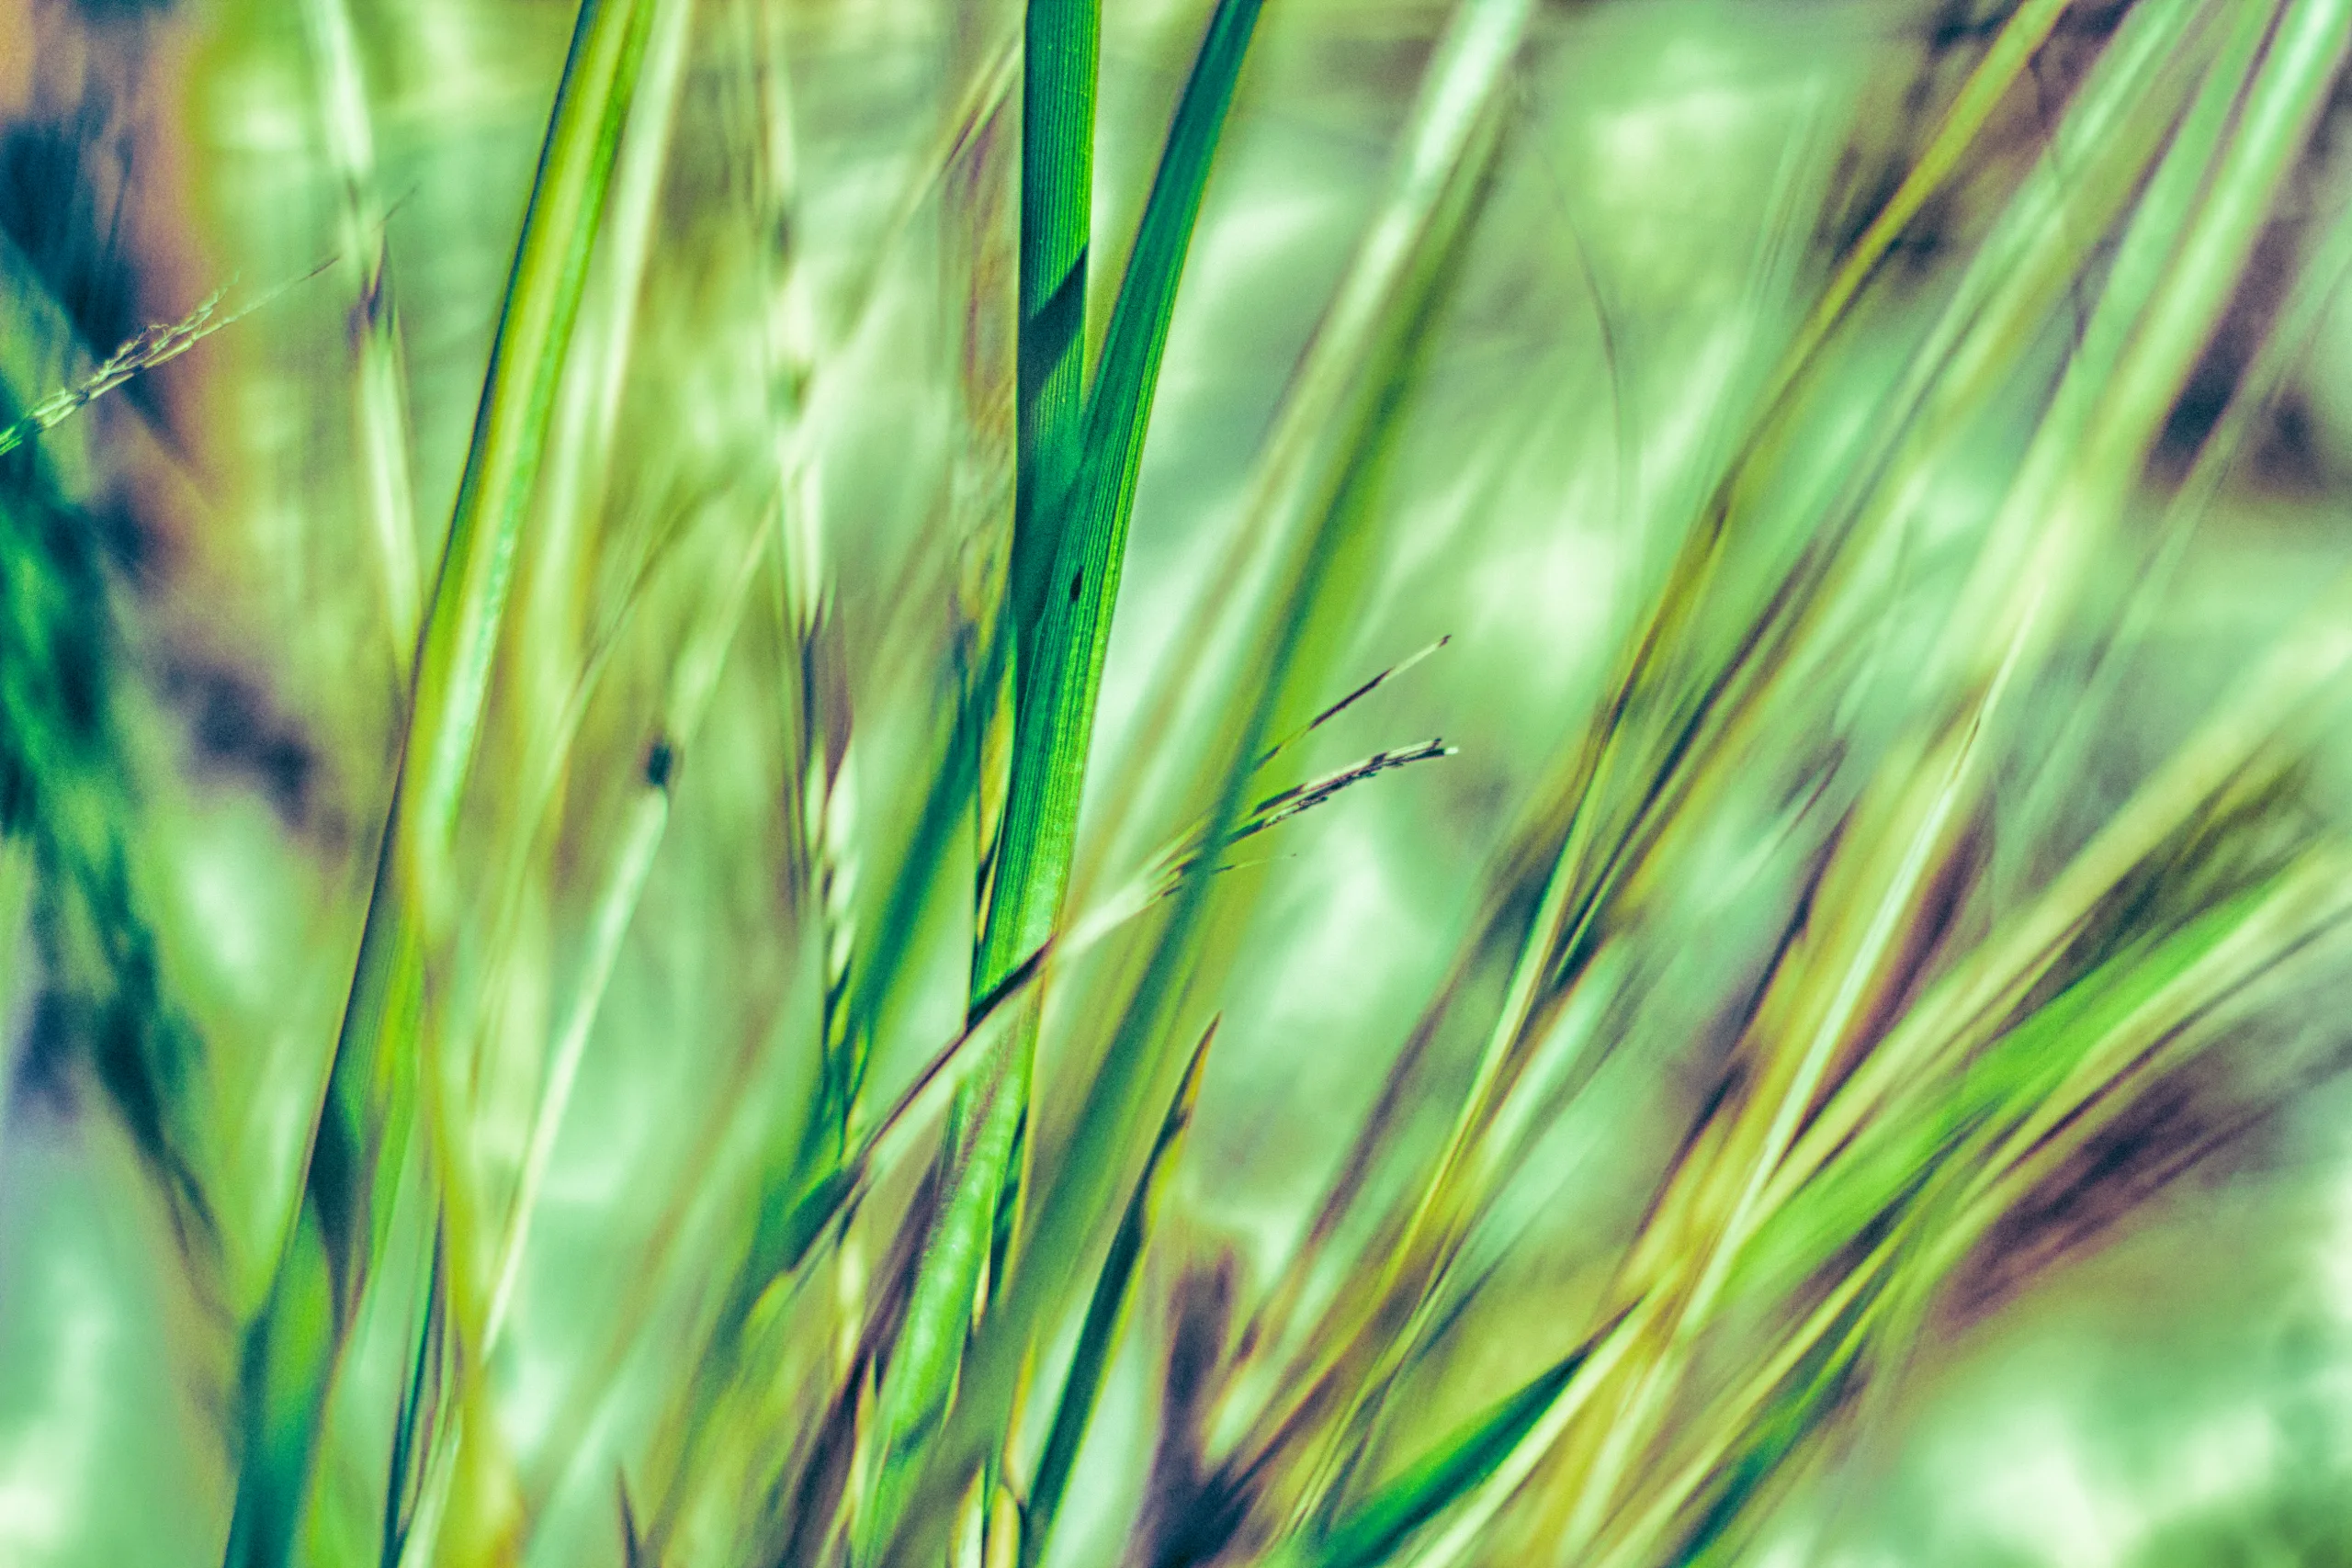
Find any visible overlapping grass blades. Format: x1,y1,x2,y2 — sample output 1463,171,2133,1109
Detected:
1033,2,2352,1563
220,1,658,1562
23,0,2352,1564
872,6,1531,1562
865,0,1267,1549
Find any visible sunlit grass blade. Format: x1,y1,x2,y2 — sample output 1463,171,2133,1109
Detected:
1008,0,1100,679
220,1,659,1562
867,0,1269,1539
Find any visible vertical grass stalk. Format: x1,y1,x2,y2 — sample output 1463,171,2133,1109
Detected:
865,0,1265,1549
220,2,658,1562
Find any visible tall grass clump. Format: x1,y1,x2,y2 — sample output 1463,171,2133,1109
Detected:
9,1,2352,1566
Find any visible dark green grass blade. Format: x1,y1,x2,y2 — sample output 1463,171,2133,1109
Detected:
867,0,1268,1531
0,390,211,1239
220,3,657,1563
1008,0,1101,679
1016,1021,1216,1568
876,19,1497,1559
379,1219,448,1568
1306,1329,1612,1568
977,0,1266,997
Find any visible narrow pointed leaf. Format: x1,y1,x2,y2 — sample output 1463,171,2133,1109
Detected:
1016,1021,1216,1568
1309,1330,1611,1568
870,0,1269,1530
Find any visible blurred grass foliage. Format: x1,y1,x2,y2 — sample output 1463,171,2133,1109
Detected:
8,0,2352,1565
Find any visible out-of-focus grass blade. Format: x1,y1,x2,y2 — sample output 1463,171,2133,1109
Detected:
221,1,657,1562
1773,0,2074,390
1328,0,2216,1389
1015,1021,1215,1568
877,4,1517,1557
297,0,422,667
379,1222,449,1568
1549,12,2352,1527
869,0,1268,1534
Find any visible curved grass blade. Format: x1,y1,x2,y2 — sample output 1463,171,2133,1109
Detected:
866,0,1269,1542
220,3,658,1563
1015,1020,1215,1568
1300,1325,1613,1568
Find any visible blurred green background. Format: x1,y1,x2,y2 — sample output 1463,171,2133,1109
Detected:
7,0,2352,1564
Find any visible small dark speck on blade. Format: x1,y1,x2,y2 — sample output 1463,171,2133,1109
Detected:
1069,570,1083,604
645,737,676,792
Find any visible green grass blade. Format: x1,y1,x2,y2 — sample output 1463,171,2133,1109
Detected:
1008,0,1101,679
1305,1332,1609,1568
1016,1021,1214,1568
978,0,1266,996
867,0,1267,1532
403,0,656,866
220,3,658,1562
379,1220,448,1568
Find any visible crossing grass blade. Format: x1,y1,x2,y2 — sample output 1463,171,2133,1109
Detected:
1299,1325,1613,1568
865,0,1269,1544
1008,0,1100,682
1015,1020,1215,1568
219,2,658,1563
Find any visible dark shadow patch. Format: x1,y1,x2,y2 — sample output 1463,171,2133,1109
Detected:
1944,1058,2267,1327
0,107,147,383
69,0,179,21
1135,1251,1258,1568
157,657,323,829
83,487,163,585
2148,224,2298,490
12,987,90,1118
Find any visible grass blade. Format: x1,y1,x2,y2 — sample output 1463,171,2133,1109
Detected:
1009,0,1101,680
220,2,658,1562
1306,1327,1611,1568
1015,1021,1215,1568
868,0,1269,1538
